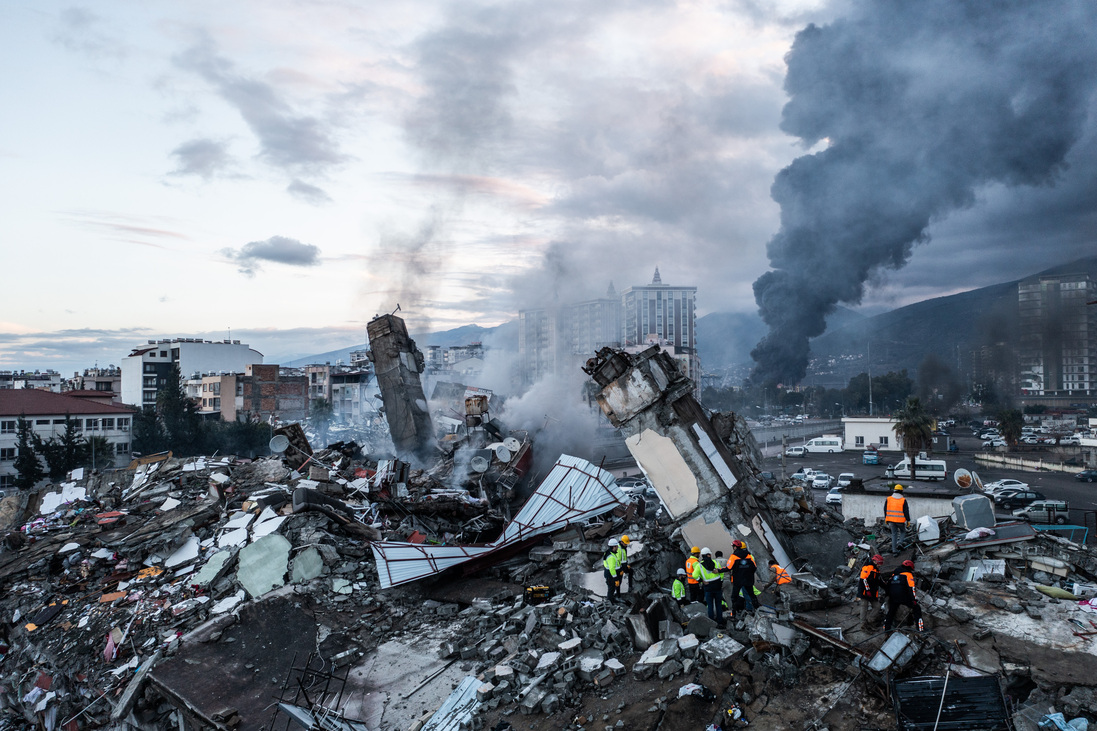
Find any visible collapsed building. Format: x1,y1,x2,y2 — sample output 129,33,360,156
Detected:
3,337,1097,731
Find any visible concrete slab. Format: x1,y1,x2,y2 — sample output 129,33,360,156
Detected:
165,536,201,568
290,547,324,583
191,549,234,587
236,534,291,598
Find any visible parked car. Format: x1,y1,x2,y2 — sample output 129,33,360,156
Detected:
825,487,843,505
984,479,1030,494
862,450,880,465
1020,436,1039,444
1076,470,1097,483
1060,436,1081,446
811,474,832,490
994,490,1046,511
785,446,806,458
982,438,1007,448
836,473,855,487
1013,500,1070,524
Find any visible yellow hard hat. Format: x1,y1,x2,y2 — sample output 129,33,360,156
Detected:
690,546,700,554
894,484,904,492
620,535,631,545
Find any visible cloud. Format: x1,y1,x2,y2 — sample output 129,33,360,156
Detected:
51,6,126,59
221,235,322,276
174,37,348,175
169,138,234,179
63,211,191,249
286,179,333,204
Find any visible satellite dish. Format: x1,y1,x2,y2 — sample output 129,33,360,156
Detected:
971,471,984,491
494,445,513,462
470,456,490,473
954,468,972,489
269,435,290,454
503,437,521,453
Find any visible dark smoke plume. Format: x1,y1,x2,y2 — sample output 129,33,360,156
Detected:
751,0,1097,385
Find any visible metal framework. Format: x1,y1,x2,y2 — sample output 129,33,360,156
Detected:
371,455,624,589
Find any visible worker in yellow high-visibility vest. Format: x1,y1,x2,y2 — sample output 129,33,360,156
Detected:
884,485,911,555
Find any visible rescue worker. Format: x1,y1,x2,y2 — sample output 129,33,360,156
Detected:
858,554,884,627
727,541,756,613
616,535,633,591
884,484,911,555
764,559,792,596
603,538,621,603
883,559,924,632
685,546,702,603
729,544,757,616
692,547,724,625
672,568,688,606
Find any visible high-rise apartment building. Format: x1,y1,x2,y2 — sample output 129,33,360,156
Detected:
1018,273,1096,396
619,268,699,388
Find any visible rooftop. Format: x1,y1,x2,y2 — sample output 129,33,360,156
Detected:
0,389,135,417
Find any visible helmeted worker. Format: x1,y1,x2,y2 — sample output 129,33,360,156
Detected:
728,545,757,616
603,539,621,603
764,559,791,597
685,547,702,603
616,535,633,591
727,541,758,613
858,554,884,627
672,568,688,606
884,485,911,555
692,547,724,625
883,559,924,632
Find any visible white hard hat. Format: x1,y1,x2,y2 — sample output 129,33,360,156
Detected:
608,538,619,546
701,546,711,555
677,568,687,576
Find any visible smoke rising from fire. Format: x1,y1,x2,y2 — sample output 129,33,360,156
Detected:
750,0,1097,385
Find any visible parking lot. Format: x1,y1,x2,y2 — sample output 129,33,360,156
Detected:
764,443,1097,526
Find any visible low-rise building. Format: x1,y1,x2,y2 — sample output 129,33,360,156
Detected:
66,367,122,403
0,390,135,489
121,338,263,409
842,416,901,451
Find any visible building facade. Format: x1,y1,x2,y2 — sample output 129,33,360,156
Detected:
0,390,135,488
121,339,264,409
66,367,122,403
1018,273,1096,397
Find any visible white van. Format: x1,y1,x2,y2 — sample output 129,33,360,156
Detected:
804,435,844,453
886,454,948,481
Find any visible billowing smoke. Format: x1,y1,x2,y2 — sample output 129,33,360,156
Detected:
751,0,1097,385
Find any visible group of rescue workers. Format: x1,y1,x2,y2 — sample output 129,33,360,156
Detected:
607,481,924,633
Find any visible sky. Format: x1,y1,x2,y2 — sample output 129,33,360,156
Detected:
2,1,1096,378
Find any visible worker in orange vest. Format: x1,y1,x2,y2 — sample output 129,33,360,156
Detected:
765,559,792,593
884,560,924,632
884,485,911,555
858,554,884,627
685,546,702,603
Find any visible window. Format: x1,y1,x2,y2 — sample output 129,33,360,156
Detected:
53,419,65,425
212,397,220,409
116,442,130,455
35,419,50,425
160,351,167,358
855,436,865,447
118,418,130,432
72,419,83,431
85,419,99,431
0,448,15,461
102,418,114,430
0,420,15,434
879,436,889,446
0,475,12,489
144,364,155,373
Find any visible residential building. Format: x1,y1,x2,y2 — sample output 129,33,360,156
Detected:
0,390,135,488
10,371,63,392
195,373,239,421
1018,273,1096,397
620,268,698,387
329,370,373,425
121,339,263,409
841,417,901,451
518,307,564,386
238,365,309,423
66,367,122,403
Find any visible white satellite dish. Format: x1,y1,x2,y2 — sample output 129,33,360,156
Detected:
954,468,972,489
470,455,490,473
269,435,290,454
494,445,513,463
503,437,521,453
971,471,984,491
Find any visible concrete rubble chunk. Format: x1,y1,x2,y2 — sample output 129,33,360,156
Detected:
700,635,745,668
236,533,291,598
290,547,324,583
190,549,235,587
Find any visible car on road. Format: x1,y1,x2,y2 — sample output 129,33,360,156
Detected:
785,446,806,458
1021,436,1039,444
1075,470,1097,483
811,474,832,490
993,490,1046,511
836,473,855,487
1061,436,1082,446
825,487,843,505
862,450,880,465
984,479,1029,494
1013,499,1070,525
982,438,1007,448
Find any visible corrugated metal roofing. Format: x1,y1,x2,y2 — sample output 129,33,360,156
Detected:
371,454,624,589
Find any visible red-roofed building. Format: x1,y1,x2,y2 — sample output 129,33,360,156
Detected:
0,390,135,489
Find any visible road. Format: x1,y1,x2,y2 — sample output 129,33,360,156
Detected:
763,436,1096,526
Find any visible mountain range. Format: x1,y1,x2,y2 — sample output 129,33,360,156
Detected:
281,255,1097,386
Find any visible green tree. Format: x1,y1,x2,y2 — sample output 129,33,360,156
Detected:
893,397,934,482
132,406,167,455
997,409,1024,448
874,370,914,413
82,435,114,470
33,417,90,479
12,416,44,490
310,398,334,446
158,363,202,456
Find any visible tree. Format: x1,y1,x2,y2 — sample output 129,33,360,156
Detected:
33,417,89,479
82,435,114,470
997,409,1024,447
310,398,334,446
12,416,44,490
132,406,167,455
893,397,934,482
158,363,202,456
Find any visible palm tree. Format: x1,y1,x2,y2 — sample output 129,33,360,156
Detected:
893,397,934,482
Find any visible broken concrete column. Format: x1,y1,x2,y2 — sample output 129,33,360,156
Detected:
366,313,435,463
